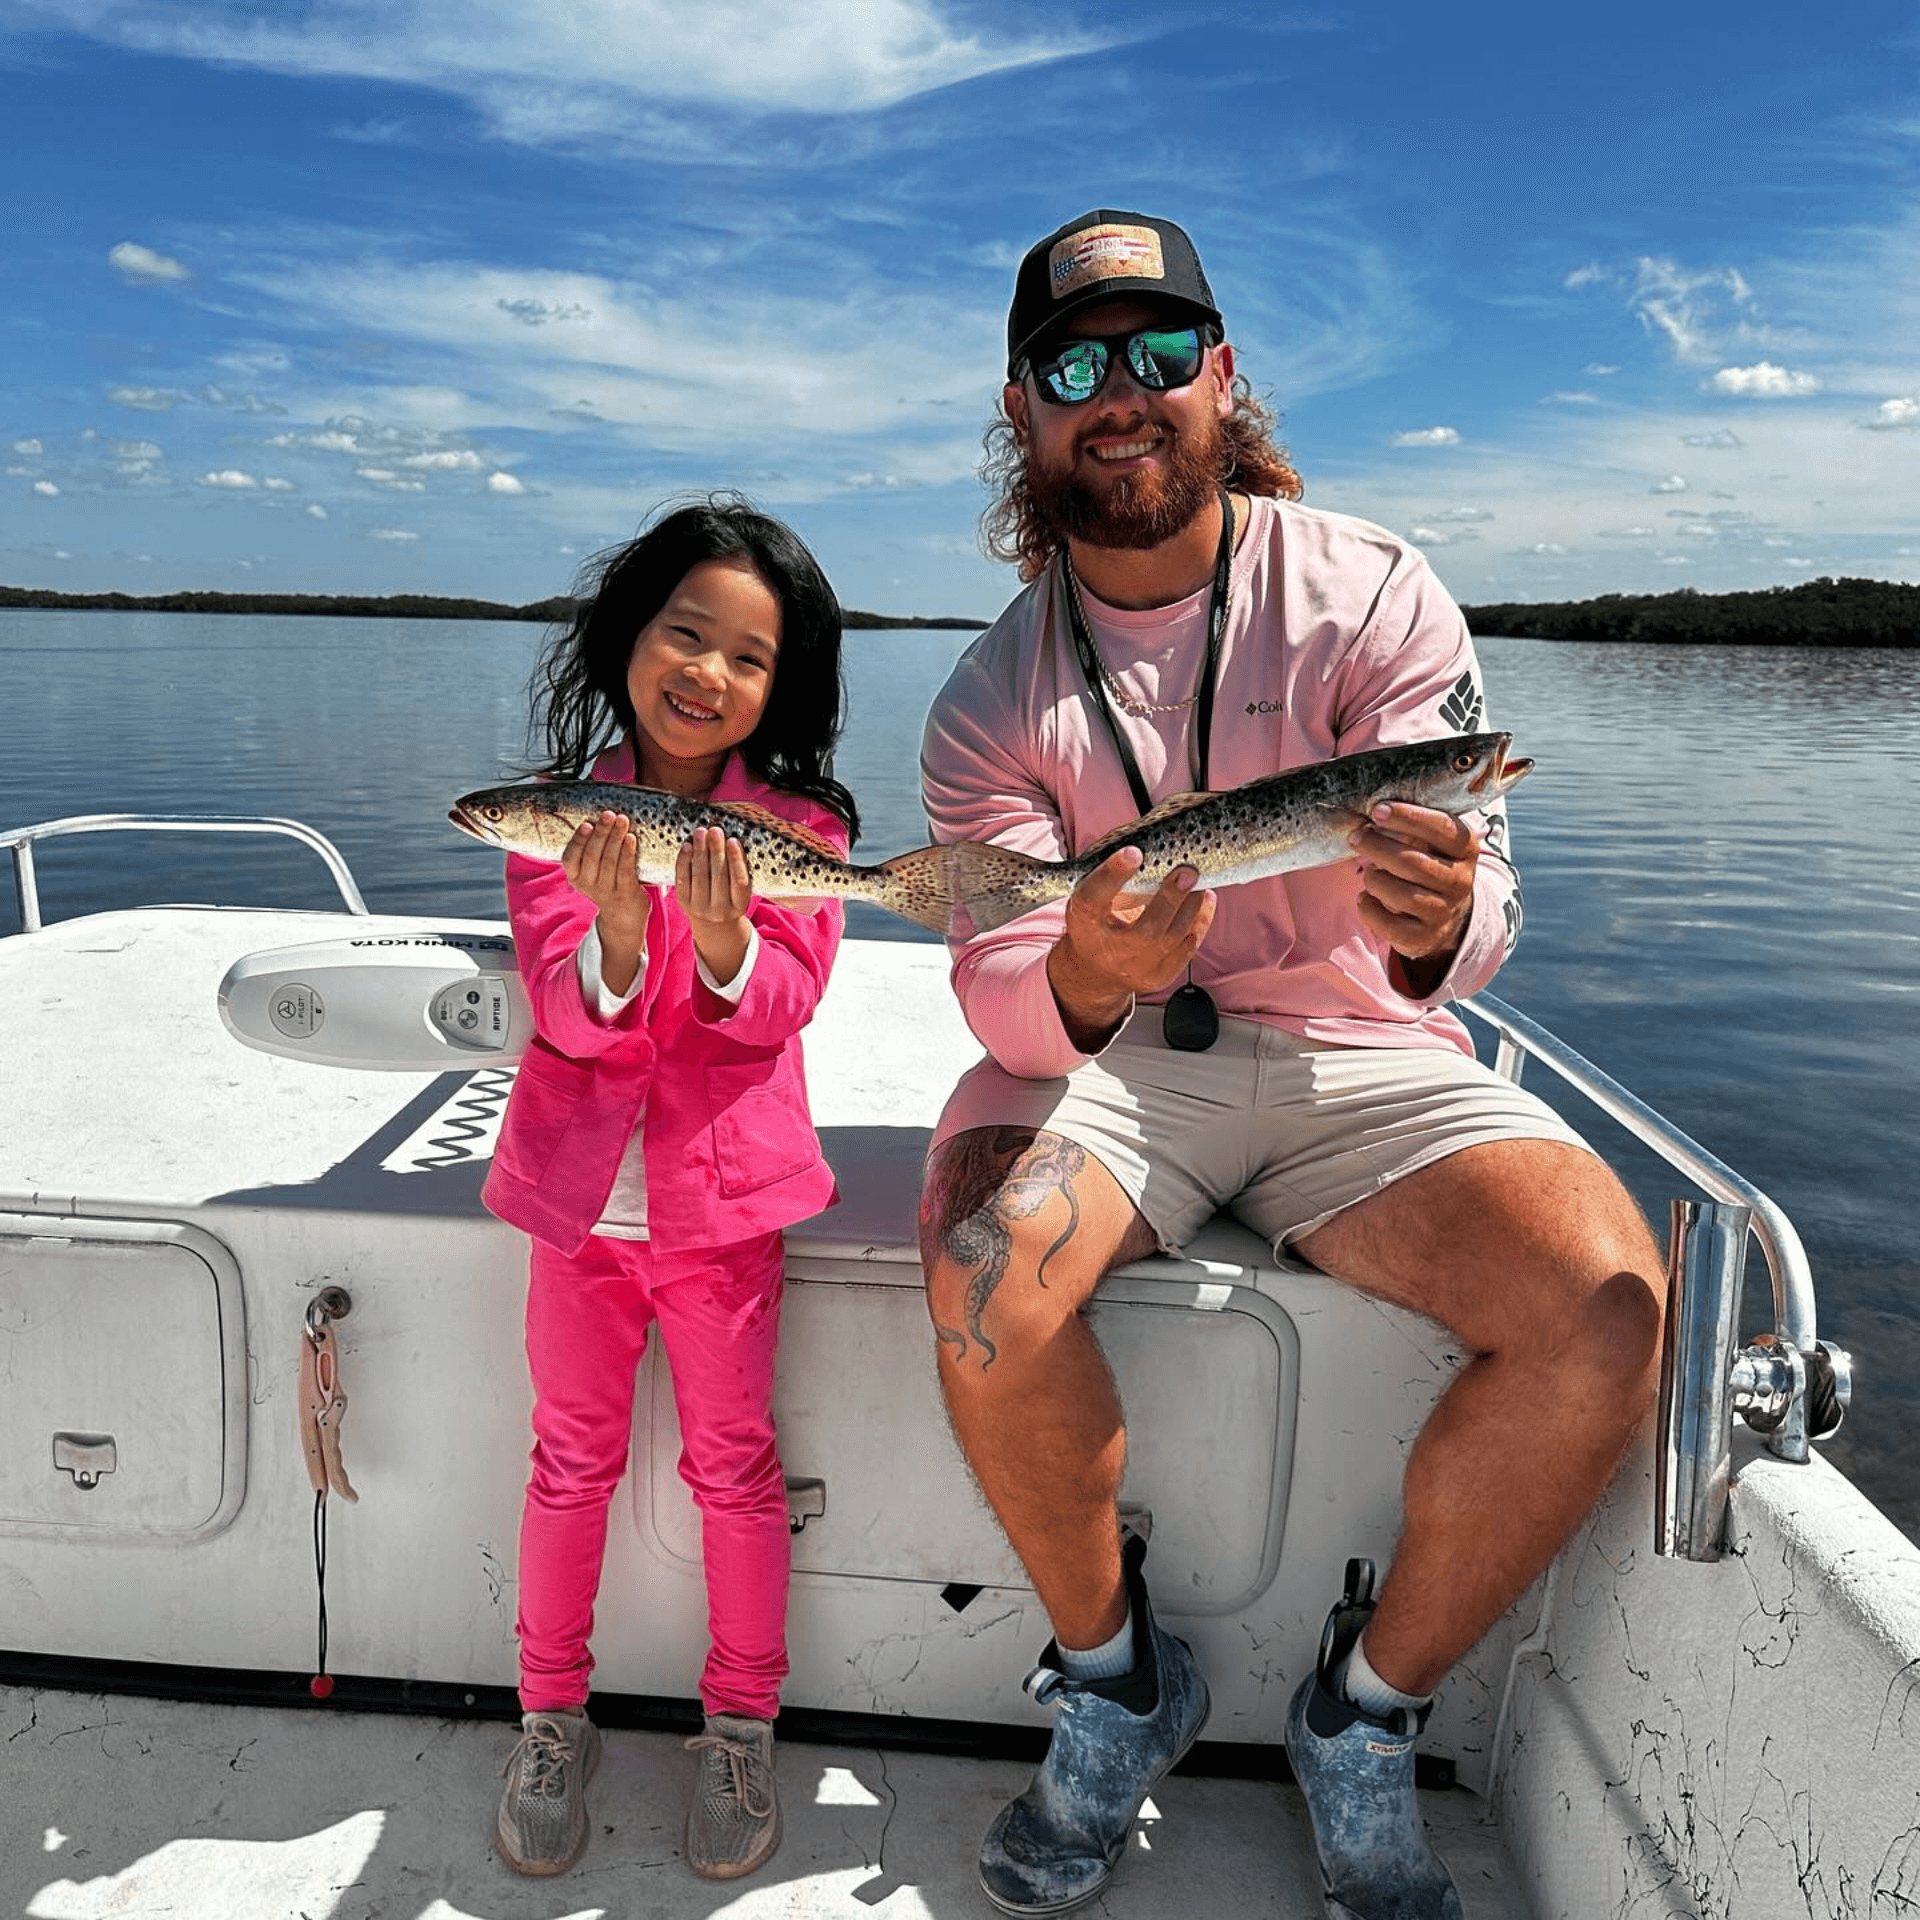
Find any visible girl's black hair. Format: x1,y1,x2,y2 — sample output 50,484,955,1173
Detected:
528,492,859,843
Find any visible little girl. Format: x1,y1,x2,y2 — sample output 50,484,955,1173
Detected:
481,495,860,1882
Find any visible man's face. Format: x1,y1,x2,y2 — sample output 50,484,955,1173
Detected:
1006,296,1236,553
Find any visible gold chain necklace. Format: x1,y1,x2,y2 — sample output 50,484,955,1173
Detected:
1061,557,1202,716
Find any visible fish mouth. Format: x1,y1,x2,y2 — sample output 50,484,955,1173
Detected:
1469,735,1534,798
447,801,500,844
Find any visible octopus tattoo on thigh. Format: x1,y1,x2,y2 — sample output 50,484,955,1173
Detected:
924,1127,1086,1370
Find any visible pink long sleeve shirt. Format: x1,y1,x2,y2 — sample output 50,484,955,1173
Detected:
482,742,845,1256
919,496,1522,1081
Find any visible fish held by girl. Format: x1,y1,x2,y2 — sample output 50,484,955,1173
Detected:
449,779,968,934
944,730,1533,936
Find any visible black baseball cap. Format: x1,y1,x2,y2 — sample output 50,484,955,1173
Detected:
1006,209,1223,378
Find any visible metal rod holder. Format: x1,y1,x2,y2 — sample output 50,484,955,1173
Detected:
1656,1197,1750,1561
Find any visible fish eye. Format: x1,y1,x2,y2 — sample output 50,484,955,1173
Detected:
1451,752,1477,772
483,805,504,820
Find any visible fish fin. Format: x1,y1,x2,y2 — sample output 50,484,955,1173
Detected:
1079,790,1220,863
711,800,845,863
946,841,1060,936
870,844,968,935
775,895,829,917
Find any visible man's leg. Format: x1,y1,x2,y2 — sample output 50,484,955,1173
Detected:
1297,1135,1666,1696
921,1125,1207,1917
919,1124,1158,1648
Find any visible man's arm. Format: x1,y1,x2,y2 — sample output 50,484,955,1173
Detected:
1045,846,1216,1050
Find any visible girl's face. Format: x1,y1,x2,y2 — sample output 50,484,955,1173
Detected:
625,558,782,794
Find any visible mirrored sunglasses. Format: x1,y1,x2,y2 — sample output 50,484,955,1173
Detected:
1024,325,1213,407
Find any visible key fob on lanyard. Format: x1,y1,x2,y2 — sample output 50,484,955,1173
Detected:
1162,978,1220,1052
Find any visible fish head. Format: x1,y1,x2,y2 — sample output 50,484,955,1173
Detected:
1456,730,1533,803
1372,732,1533,816
447,784,582,859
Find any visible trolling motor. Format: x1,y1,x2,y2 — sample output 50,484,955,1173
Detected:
219,930,530,1071
1656,1198,1852,1561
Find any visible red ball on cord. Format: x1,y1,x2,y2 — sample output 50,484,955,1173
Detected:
309,1674,335,1699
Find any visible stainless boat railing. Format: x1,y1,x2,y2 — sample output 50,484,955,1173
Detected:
1462,993,1850,1559
1,814,370,932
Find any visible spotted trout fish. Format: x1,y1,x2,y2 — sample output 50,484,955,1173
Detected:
447,779,966,934
945,731,1533,935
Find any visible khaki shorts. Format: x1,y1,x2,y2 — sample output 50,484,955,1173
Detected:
930,1009,1594,1263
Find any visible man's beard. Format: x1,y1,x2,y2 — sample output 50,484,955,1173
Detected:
1023,408,1225,552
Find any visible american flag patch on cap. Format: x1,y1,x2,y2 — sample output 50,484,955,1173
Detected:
1049,223,1165,299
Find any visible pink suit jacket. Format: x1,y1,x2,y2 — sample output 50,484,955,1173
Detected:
482,741,845,1256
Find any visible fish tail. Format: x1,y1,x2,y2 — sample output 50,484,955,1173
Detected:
947,841,1061,936
869,843,969,934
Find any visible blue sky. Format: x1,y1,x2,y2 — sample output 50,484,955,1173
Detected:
4,1,1919,617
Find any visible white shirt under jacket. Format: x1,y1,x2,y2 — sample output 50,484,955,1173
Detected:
919,495,1523,1081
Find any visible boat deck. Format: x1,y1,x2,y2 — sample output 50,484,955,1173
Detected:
3,1681,1532,1919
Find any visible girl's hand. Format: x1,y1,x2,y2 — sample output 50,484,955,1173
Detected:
676,825,754,988
563,810,648,993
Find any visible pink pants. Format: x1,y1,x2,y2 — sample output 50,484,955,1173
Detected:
516,1229,790,1720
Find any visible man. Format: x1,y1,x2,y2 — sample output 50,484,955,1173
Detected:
917,209,1665,1920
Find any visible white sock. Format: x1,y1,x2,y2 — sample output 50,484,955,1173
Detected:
1056,1607,1135,1682
1338,1631,1432,1719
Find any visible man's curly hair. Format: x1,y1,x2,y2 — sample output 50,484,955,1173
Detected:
979,376,1305,582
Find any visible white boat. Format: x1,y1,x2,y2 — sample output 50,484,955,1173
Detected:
3,812,1915,1920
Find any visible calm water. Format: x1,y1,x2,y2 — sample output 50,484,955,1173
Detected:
3,611,1915,1539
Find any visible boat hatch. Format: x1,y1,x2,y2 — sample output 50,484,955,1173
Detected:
643,1265,1298,1616
0,1214,247,1541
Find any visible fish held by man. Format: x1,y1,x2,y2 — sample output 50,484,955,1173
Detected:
946,731,1533,935
448,779,968,934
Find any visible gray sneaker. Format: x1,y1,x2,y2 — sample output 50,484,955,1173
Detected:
495,1708,601,1876
978,1533,1211,1917
685,1712,781,1880
1284,1559,1461,1920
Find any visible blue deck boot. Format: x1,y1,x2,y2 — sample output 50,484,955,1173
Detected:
978,1530,1211,1916
1285,1558,1462,1920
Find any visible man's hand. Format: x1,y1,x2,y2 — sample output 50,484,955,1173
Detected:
1349,801,1479,996
676,824,755,991
1047,846,1217,1051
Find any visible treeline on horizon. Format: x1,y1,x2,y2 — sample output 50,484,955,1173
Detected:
1461,575,1919,648
0,584,987,630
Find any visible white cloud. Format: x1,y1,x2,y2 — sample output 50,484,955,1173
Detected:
1540,391,1598,405
1651,474,1689,494
1585,364,1621,377
109,240,190,284
233,261,1002,457
1682,428,1743,449
1597,526,1656,538
1391,426,1460,447
305,503,328,519
1408,524,1478,546
1572,256,1760,364
108,385,181,411
1708,362,1820,397
355,466,428,491
199,469,260,488
1428,506,1494,522
369,527,419,542
263,476,296,490
12,437,44,455
32,0,1089,128
32,480,61,496
486,471,526,494
1864,396,1920,430
399,449,484,470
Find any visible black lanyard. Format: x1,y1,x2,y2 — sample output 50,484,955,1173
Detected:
1060,488,1235,815
1059,490,1236,1052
